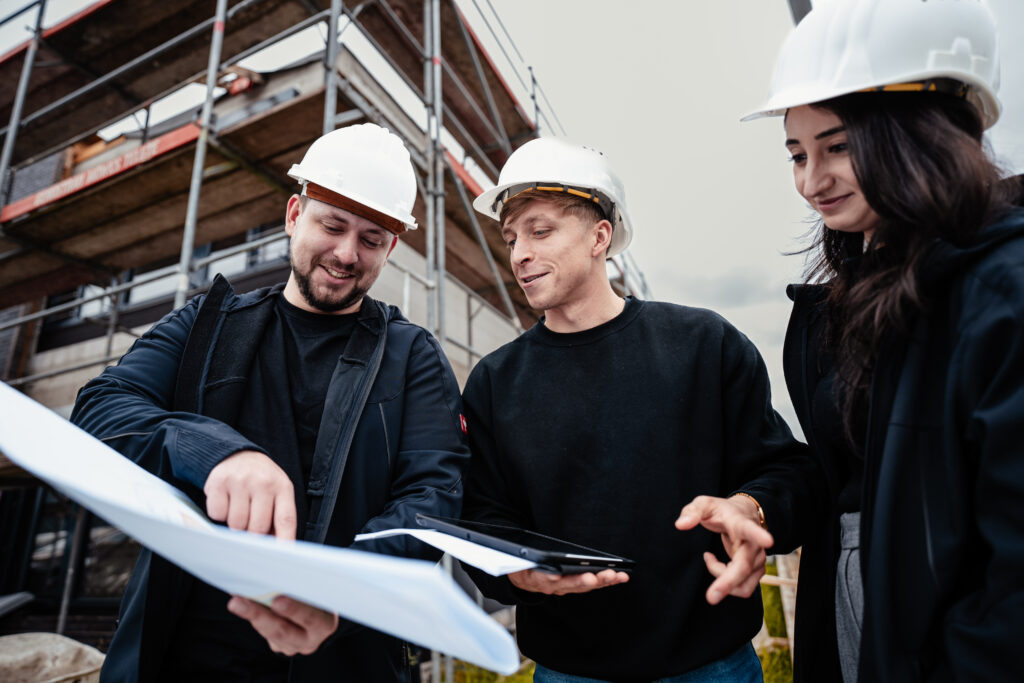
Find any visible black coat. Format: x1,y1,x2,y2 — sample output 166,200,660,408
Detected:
71,277,470,682
782,208,1024,681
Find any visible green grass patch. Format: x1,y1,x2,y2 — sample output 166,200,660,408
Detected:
757,642,794,683
761,559,787,638
449,659,534,682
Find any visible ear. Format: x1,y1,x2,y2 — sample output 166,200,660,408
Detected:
285,195,302,237
591,219,613,258
386,235,399,258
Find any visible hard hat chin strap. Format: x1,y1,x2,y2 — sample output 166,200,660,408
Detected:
303,182,407,235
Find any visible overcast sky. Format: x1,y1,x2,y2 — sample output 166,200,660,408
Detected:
483,0,1024,428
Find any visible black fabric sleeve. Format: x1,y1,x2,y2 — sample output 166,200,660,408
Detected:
70,297,267,490
717,322,827,554
939,280,1024,680
459,361,545,606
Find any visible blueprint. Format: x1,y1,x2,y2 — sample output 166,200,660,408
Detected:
0,382,519,674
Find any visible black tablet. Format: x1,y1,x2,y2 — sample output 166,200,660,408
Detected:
415,513,635,574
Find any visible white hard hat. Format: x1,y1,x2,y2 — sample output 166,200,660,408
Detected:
288,123,417,233
743,0,1001,129
473,137,634,258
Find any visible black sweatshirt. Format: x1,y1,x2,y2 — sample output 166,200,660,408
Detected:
461,297,808,682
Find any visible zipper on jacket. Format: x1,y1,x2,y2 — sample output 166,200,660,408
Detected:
378,402,393,475
920,470,940,589
100,431,154,442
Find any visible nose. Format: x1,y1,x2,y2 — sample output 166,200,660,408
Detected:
800,156,834,200
510,238,532,266
332,232,360,265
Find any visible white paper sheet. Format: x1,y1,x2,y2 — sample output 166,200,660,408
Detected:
0,382,519,674
355,528,537,576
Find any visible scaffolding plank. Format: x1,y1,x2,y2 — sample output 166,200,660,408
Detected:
102,193,284,269
0,248,76,285
3,147,204,245
58,173,280,261
1,125,200,224
0,264,98,311
0,61,332,306
0,55,533,323
0,0,326,166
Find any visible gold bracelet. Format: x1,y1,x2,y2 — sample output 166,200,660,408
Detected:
732,492,766,530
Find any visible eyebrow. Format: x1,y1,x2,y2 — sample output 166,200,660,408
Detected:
319,209,351,225
785,125,846,146
363,225,390,241
320,210,389,239
501,215,544,239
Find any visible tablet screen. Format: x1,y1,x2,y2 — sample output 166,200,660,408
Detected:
449,519,606,555
416,514,634,567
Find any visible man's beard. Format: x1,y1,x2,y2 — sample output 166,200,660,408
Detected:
291,257,367,313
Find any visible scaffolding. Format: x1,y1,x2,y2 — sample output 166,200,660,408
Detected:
0,0,651,669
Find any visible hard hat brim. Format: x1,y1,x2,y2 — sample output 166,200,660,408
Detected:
472,183,510,222
289,165,418,232
740,72,1001,130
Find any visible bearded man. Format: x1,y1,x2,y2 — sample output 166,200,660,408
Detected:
71,124,469,682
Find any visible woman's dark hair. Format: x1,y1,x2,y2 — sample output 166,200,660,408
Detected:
803,91,1017,443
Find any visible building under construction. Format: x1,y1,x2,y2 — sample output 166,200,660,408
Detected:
0,0,653,667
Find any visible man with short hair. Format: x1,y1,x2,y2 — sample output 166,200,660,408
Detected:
71,123,470,682
461,138,808,681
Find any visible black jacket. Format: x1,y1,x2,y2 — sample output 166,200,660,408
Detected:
782,207,1024,681
71,276,470,682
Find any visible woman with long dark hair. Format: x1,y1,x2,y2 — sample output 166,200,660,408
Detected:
675,1,1024,680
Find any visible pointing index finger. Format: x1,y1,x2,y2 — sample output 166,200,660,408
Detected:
675,496,713,529
273,488,298,541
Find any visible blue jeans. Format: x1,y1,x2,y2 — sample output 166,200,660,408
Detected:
533,643,764,683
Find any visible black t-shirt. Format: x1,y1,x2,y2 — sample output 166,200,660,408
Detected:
165,294,358,679
811,364,865,513
276,295,359,484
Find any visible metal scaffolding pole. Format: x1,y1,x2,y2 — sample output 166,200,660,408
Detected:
351,0,499,179
0,0,46,204
529,65,539,132
432,0,446,356
0,0,266,144
323,0,342,134
0,2,39,28
424,3,437,679
432,3,452,680
0,0,273,171
442,99,499,179
423,0,437,335
174,0,229,310
446,163,521,332
451,0,511,156
56,505,88,635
